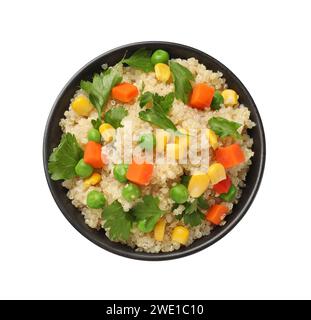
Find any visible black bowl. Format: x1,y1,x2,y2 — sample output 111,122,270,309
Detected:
43,41,266,260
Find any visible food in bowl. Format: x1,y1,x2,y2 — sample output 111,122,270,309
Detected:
48,48,255,253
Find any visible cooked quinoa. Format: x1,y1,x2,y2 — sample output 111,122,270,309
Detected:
50,52,255,253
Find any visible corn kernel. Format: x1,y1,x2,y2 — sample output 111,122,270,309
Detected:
154,218,166,241
207,129,219,150
71,95,94,116
208,163,226,185
171,226,189,245
83,172,102,187
99,123,115,143
99,123,114,134
188,173,210,198
154,63,171,82
221,89,239,107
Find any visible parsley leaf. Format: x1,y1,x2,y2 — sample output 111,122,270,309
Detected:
131,195,164,233
139,109,177,131
184,200,198,215
91,119,102,130
153,92,174,114
139,91,154,108
169,61,194,104
197,195,209,209
48,133,83,180
102,201,133,241
208,117,242,139
140,81,145,93
139,92,174,115
180,175,191,187
104,106,128,129
139,91,176,131
131,195,164,221
177,199,206,227
80,66,122,119
183,210,205,226
122,48,154,72
137,214,161,233
80,73,103,115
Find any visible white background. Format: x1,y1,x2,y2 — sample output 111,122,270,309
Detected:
0,0,310,300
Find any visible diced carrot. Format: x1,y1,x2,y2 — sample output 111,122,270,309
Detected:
126,162,153,186
213,175,232,194
206,204,229,225
189,83,215,109
214,144,245,169
83,141,104,169
111,82,139,103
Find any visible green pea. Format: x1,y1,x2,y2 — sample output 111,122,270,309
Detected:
87,128,101,142
113,164,129,183
151,49,170,65
137,215,160,233
211,91,224,110
220,185,237,202
139,133,156,151
122,183,141,202
86,190,106,209
169,184,189,204
75,159,93,178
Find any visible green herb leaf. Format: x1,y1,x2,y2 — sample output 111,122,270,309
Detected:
91,119,102,130
169,61,194,104
178,199,205,227
131,195,164,221
153,92,174,114
183,209,205,226
139,91,154,108
197,195,209,209
139,91,174,114
208,117,242,139
99,67,123,114
184,200,198,215
80,74,103,115
102,201,133,241
180,175,191,187
48,133,83,180
137,214,161,233
104,106,128,129
80,66,122,118
139,109,177,131
139,91,176,130
210,91,224,110
133,195,164,233
140,81,145,93
122,48,154,72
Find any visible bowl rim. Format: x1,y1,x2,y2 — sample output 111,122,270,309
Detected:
43,41,266,261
